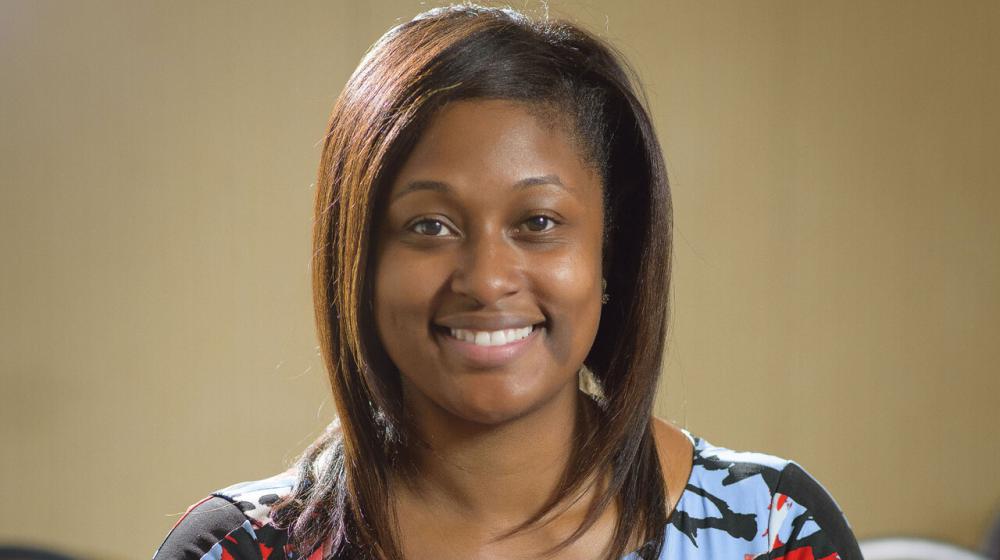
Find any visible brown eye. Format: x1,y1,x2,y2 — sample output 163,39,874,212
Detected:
410,218,452,237
523,215,557,232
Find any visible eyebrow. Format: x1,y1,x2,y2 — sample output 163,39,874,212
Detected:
389,174,570,204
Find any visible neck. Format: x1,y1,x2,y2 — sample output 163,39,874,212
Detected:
396,384,598,525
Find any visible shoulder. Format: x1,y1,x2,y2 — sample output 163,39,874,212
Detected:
651,417,695,513
211,469,298,525
766,462,862,560
152,470,297,560
666,431,862,560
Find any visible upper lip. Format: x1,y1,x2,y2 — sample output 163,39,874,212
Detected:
434,313,545,331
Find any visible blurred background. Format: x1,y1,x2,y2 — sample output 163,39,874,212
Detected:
1,1,998,558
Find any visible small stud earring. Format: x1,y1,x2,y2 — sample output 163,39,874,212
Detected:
601,278,610,305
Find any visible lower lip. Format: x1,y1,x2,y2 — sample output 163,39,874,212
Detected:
436,326,543,369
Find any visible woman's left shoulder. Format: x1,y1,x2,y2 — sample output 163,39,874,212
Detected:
762,460,863,560
659,425,863,560
650,417,695,513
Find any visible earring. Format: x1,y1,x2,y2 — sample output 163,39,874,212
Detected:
578,364,607,405
601,278,610,305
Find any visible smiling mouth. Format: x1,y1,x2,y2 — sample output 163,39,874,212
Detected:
432,323,546,347
431,321,546,369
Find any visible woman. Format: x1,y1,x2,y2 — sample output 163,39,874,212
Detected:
154,5,861,560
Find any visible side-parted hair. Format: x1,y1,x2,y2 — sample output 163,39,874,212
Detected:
272,5,673,560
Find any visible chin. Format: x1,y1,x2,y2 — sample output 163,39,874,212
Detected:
445,396,537,427
437,375,577,428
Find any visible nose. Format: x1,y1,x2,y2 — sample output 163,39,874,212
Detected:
449,228,522,306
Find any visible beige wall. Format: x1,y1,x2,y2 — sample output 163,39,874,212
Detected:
1,1,997,558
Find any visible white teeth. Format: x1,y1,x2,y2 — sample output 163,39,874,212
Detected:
448,325,536,346
489,330,507,345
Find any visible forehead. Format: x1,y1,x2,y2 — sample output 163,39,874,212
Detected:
387,99,601,201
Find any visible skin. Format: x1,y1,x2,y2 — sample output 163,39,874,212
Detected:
372,99,693,559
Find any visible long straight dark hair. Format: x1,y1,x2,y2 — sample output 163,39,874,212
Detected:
271,5,673,559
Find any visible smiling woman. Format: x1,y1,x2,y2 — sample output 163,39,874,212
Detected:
374,100,605,426
153,5,861,560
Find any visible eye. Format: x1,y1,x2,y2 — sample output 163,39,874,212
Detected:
521,215,558,233
409,218,453,237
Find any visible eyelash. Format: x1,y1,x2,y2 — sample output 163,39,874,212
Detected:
408,215,560,237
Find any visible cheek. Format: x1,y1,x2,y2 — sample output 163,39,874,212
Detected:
539,251,603,357
548,251,599,289
373,247,448,348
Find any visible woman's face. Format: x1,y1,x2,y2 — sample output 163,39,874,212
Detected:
373,99,605,426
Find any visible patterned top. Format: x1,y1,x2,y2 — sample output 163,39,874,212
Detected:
153,432,861,559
